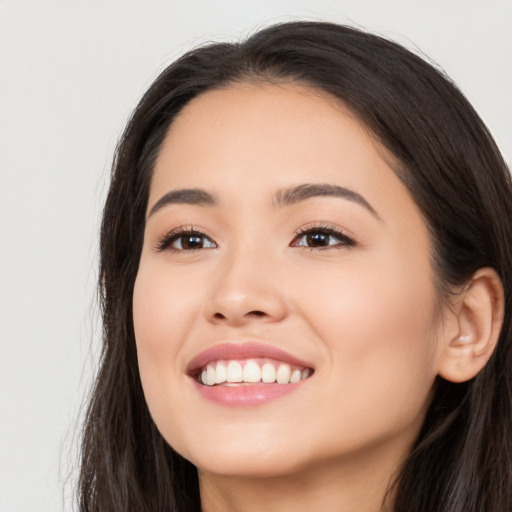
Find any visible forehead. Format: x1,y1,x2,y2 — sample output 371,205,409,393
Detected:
150,82,417,219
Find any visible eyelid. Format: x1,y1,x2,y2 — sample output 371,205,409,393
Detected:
153,226,218,252
290,223,357,249
152,222,356,253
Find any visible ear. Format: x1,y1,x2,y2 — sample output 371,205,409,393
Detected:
437,267,504,383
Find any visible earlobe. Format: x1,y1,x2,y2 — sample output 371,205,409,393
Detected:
437,268,504,383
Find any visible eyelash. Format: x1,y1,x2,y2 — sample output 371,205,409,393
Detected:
291,224,356,250
154,224,356,253
154,226,215,252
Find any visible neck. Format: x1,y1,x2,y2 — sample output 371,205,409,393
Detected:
199,447,401,512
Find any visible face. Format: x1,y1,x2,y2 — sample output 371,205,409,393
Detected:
133,83,446,479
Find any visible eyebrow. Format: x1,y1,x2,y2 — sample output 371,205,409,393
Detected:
274,183,380,219
148,183,380,220
148,188,217,217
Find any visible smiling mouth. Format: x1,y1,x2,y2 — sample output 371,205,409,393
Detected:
196,358,313,386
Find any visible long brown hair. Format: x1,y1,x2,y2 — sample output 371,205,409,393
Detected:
79,21,512,511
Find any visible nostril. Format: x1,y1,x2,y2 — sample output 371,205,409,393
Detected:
209,309,275,324
213,311,265,319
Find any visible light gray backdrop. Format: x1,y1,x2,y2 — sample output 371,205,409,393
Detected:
1,1,510,511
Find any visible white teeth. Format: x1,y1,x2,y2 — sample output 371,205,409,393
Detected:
199,360,312,386
261,363,276,383
276,363,291,384
226,361,243,382
206,365,216,386
290,369,302,383
215,362,227,384
243,361,261,383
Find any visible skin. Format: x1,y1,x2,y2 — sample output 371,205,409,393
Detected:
132,83,456,512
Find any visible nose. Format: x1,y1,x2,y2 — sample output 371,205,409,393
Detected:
203,247,288,327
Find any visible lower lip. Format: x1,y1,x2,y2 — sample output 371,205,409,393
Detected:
192,379,304,406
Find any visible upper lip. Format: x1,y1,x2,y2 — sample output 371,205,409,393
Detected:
186,342,314,374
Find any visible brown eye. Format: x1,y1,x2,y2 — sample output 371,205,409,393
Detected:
171,233,216,250
292,228,355,249
156,230,217,252
305,232,330,247
174,234,206,250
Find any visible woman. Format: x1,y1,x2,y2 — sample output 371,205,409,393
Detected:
79,21,512,511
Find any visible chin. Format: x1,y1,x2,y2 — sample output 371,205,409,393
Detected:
170,429,310,479
194,451,308,479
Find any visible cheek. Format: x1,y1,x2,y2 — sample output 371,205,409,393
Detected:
301,249,436,334
296,253,440,424
132,262,199,414
133,261,198,355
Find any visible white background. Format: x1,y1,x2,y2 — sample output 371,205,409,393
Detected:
0,1,510,511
